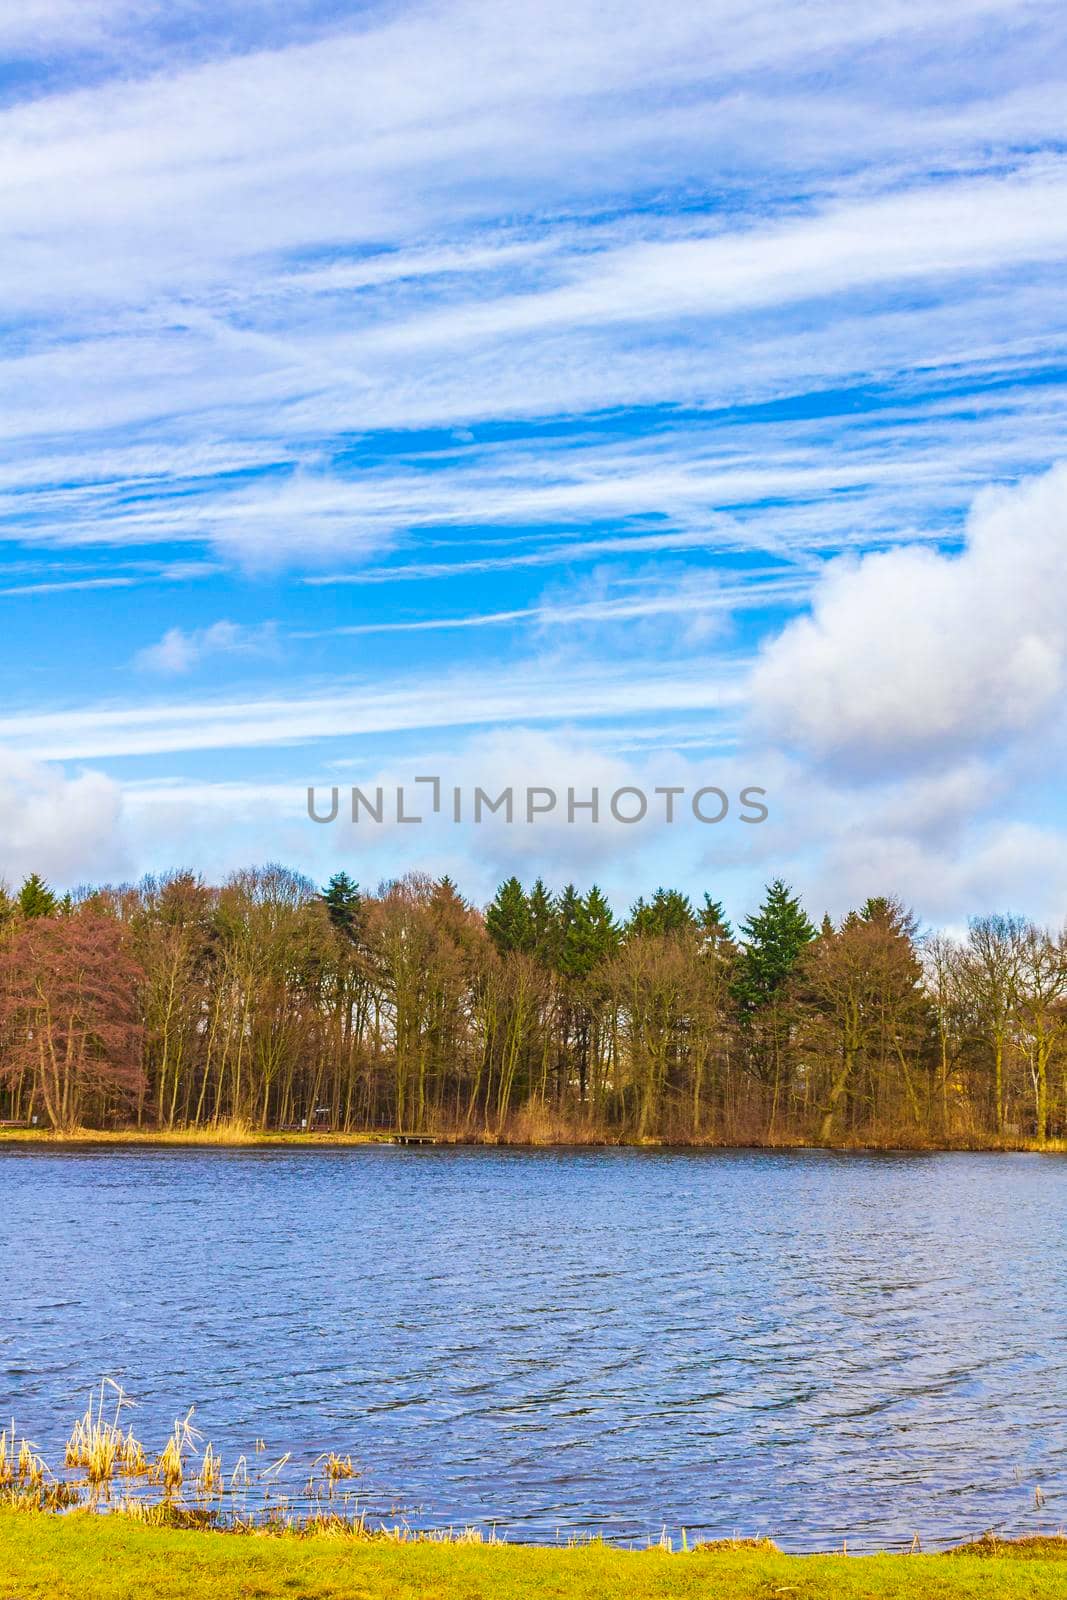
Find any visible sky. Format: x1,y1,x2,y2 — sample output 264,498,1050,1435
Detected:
1,0,1066,928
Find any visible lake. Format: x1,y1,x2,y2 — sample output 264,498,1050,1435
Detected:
1,1146,1063,1550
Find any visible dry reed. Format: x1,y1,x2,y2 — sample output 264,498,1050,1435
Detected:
150,1409,201,1493
0,1423,48,1491
63,1382,148,1486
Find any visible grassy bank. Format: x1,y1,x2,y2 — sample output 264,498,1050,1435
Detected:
1,1513,1065,1600
0,1122,1064,1153
0,1122,383,1148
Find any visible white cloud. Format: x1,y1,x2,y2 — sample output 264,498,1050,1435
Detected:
0,0,1060,603
0,657,747,761
35,692,1067,925
5,328,1066,570
750,461,1067,773
369,165,1067,353
0,749,127,886
114,734,1067,927
134,619,279,674
3,2,1067,928
0,1,127,53
300,566,808,641
815,818,1067,929
0,575,138,597
118,726,772,905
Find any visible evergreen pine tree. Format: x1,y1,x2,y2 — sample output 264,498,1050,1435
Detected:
560,886,620,977
628,887,697,939
322,872,363,942
17,873,58,919
433,874,464,907
584,886,621,964
526,878,559,965
698,894,734,943
733,879,816,1019
555,884,583,974
485,876,532,955
733,881,816,1130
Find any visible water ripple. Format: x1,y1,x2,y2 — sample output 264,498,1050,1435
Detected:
0,1146,1063,1550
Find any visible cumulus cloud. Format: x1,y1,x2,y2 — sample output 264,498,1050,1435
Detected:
109,733,1067,927
0,749,127,887
121,725,772,907
734,464,1067,924
750,461,1067,773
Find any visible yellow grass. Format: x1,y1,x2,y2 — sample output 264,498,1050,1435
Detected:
1,1120,1064,1152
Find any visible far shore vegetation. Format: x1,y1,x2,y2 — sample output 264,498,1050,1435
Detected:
1,1120,1063,1152
1,867,1066,1148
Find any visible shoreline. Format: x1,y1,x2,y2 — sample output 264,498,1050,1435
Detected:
1,1511,1064,1600
0,1125,1064,1154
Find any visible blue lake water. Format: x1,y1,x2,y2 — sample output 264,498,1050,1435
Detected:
1,1146,1063,1550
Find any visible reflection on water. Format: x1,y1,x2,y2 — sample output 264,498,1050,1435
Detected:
0,1146,1063,1549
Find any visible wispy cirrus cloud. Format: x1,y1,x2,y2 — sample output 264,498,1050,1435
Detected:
296,569,811,639
2,1,1066,920
0,656,748,761
134,619,280,675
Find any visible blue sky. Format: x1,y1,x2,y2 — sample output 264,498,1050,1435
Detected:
1,0,1066,925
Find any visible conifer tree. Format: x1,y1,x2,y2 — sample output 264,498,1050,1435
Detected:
322,872,363,942
733,880,816,1130
583,886,621,965
17,873,58,920
628,888,697,939
485,877,532,956
560,886,620,977
734,880,816,1017
526,878,559,965
555,884,583,975
698,895,733,944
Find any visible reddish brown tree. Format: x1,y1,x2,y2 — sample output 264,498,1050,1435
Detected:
0,914,144,1129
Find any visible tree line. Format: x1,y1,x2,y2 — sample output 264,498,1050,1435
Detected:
0,867,1064,1145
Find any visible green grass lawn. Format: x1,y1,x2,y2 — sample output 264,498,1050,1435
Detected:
1,1513,1064,1600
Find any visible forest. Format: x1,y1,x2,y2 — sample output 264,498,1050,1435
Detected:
0,866,1063,1146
